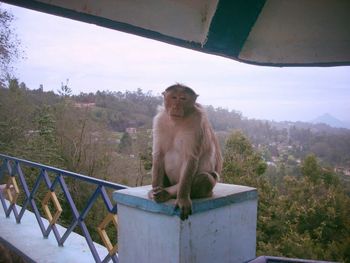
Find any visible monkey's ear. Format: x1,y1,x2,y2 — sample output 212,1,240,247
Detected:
162,91,166,97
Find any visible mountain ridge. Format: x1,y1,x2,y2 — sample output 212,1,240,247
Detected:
311,113,349,129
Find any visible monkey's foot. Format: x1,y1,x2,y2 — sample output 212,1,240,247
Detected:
149,187,172,203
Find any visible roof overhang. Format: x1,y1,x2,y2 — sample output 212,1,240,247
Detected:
3,0,350,67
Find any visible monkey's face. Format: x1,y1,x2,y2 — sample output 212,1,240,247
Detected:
163,89,196,119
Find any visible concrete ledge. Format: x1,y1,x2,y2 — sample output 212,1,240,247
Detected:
0,201,108,263
249,256,338,263
114,183,258,263
113,183,257,218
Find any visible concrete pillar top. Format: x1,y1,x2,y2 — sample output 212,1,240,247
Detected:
113,183,257,218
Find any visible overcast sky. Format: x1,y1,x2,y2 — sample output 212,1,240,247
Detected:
3,3,350,122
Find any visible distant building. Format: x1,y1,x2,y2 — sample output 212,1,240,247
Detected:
25,130,39,137
266,161,277,167
335,167,350,176
126,127,137,134
74,102,96,108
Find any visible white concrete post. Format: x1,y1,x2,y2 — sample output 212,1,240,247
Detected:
113,183,258,263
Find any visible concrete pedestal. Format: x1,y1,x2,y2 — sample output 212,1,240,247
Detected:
113,183,257,263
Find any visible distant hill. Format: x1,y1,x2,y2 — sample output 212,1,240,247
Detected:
311,113,348,129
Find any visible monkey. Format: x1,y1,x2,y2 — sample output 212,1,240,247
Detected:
149,84,222,220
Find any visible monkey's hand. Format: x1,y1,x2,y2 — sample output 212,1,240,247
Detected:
175,197,192,220
149,187,172,203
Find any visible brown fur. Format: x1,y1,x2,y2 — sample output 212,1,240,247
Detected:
149,84,222,220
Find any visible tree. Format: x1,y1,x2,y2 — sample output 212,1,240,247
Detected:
0,79,35,157
301,154,321,183
257,155,350,262
57,79,71,97
222,130,283,258
118,132,132,154
221,130,350,262
54,98,114,177
0,4,21,86
134,129,152,186
25,105,62,166
222,130,267,185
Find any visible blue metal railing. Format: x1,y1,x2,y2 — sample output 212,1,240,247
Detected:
0,154,128,263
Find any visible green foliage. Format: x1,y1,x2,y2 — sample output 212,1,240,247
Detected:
0,4,22,85
301,154,321,183
222,131,350,262
0,79,35,156
140,147,152,171
301,154,340,187
26,105,62,166
205,106,242,131
118,132,132,154
87,88,162,131
223,130,267,184
57,79,72,97
268,175,350,262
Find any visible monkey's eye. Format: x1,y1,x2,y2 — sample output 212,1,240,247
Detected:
180,97,187,101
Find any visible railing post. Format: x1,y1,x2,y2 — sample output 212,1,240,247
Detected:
113,183,258,263
0,154,127,262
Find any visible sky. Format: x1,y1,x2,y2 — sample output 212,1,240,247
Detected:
3,3,350,123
